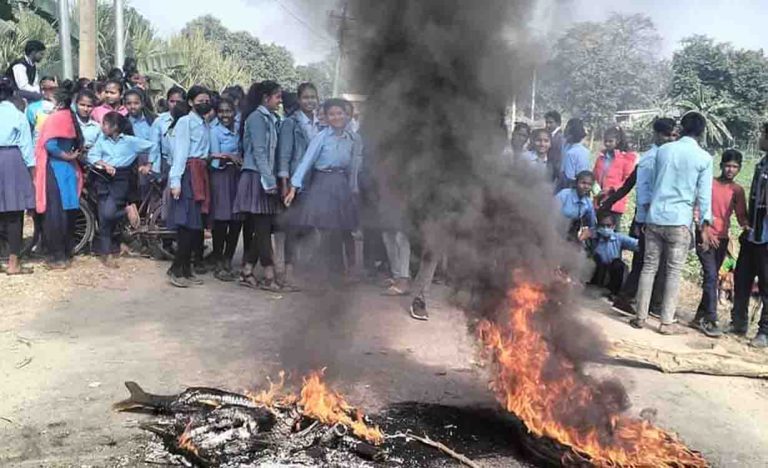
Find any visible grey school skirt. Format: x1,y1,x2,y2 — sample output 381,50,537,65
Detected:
282,171,358,231
0,146,35,213
232,170,280,216
164,169,204,230
209,165,240,221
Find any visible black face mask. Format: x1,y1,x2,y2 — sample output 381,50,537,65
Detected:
194,103,212,116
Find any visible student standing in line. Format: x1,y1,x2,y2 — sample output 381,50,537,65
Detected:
728,124,768,347
209,98,243,281
125,89,155,141
544,110,564,181
0,77,35,275
524,128,552,177
26,76,58,145
278,82,319,290
149,86,186,180
691,149,749,338
166,85,212,288
87,112,153,268
508,122,531,161
91,79,127,123
233,81,283,291
284,98,363,281
73,89,102,153
593,126,637,229
631,112,713,335
557,118,591,191
34,86,85,270
602,118,677,316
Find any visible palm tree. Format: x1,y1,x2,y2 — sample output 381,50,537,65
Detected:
675,84,735,148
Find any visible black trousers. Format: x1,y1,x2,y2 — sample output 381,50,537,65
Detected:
0,211,24,256
171,226,197,277
241,216,254,262
95,170,131,256
731,240,768,335
618,222,664,309
42,166,77,263
244,214,274,267
591,258,627,295
284,227,311,266
323,230,345,275
695,240,729,323
212,220,242,262
363,228,387,271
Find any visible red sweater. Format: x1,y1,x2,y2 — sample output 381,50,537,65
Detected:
710,179,748,239
593,149,637,214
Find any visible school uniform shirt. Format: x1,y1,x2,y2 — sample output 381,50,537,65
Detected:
708,179,748,239
169,112,210,190
0,100,34,166
242,106,279,190
592,230,639,265
634,144,658,224
129,115,152,141
91,104,128,124
561,142,591,183
290,128,363,192
647,136,713,227
87,134,154,168
209,122,239,170
26,99,55,147
76,114,102,150
278,111,315,178
149,112,174,174
555,188,596,229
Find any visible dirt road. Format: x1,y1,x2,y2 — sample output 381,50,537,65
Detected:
1,258,767,467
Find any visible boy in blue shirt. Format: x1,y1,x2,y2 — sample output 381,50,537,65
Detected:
590,213,639,296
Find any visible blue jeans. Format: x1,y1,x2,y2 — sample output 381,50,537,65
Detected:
636,225,691,324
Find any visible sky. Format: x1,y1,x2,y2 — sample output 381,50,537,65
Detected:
128,0,768,65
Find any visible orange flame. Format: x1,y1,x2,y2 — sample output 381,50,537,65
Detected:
478,282,709,467
247,370,384,445
177,420,199,456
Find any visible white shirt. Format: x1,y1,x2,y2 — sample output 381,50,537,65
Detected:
12,56,39,93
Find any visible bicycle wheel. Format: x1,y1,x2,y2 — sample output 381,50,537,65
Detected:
145,201,175,260
72,202,96,255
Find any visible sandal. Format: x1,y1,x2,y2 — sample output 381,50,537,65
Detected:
382,285,410,296
6,266,34,275
214,269,237,282
260,278,282,292
239,273,260,289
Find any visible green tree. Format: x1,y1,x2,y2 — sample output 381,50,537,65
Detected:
671,35,768,145
168,30,249,91
539,13,668,131
676,84,735,147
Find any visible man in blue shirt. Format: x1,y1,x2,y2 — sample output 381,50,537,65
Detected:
729,123,768,347
631,112,713,334
590,213,638,296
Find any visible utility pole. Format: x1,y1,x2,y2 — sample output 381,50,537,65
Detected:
79,0,97,78
114,0,125,69
530,68,537,122
58,0,73,79
330,1,349,96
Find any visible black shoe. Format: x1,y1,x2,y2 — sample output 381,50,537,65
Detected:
185,274,204,286
750,333,768,348
169,274,190,288
611,297,636,316
629,318,645,329
410,296,428,321
193,263,208,275
724,323,748,337
698,320,723,338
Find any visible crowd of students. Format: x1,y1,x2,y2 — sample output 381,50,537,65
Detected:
542,110,768,348
2,41,768,338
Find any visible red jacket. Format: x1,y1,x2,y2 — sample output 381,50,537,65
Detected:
593,149,637,214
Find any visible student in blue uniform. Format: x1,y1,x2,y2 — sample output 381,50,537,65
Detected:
284,98,363,279
167,85,212,288
125,89,155,140
209,98,242,281
149,86,186,180
557,118,591,191
555,170,596,244
233,80,283,291
73,89,102,153
278,82,319,290
0,77,35,275
87,112,153,268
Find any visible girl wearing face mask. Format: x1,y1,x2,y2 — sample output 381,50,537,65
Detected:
91,79,127,123
284,99,363,279
166,85,212,288
209,98,243,281
277,82,319,290
593,126,636,229
233,81,283,291
589,212,638,296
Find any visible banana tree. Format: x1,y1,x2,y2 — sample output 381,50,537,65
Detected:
676,84,735,148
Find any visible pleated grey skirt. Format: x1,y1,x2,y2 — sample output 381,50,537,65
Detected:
233,170,280,216
209,165,240,221
0,146,35,213
164,169,203,230
282,171,358,231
